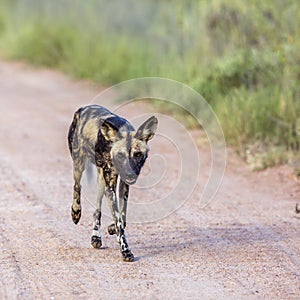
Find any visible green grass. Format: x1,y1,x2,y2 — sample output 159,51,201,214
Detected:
0,0,299,168
1,19,156,84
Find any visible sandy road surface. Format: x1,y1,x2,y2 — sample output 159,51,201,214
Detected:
0,61,299,299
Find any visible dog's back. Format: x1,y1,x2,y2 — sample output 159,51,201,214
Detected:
68,105,133,162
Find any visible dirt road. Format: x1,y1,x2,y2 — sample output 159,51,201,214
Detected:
0,61,299,299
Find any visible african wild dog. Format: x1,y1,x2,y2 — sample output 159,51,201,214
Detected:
68,105,158,261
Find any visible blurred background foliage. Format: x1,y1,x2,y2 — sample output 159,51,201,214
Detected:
0,0,299,168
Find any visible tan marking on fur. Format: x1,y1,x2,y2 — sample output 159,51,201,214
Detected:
130,134,149,156
111,138,128,157
82,118,100,144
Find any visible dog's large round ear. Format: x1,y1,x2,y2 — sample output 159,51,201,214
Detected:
135,116,158,142
100,121,118,143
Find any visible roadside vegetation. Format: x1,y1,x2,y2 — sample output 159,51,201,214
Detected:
0,0,299,169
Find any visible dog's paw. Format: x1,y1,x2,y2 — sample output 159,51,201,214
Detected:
71,205,81,224
107,223,117,235
121,249,134,262
91,236,102,249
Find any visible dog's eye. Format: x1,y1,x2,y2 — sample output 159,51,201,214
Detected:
133,151,143,158
117,152,125,159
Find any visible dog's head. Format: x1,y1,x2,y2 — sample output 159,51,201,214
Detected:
100,116,158,185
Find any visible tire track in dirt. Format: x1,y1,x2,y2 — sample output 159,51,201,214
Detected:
0,226,30,299
0,155,42,299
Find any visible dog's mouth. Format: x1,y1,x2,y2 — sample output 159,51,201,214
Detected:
125,177,137,185
119,171,138,185
121,174,137,185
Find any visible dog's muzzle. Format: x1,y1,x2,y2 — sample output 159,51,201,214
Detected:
124,174,137,185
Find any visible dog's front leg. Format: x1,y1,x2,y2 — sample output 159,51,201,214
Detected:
106,180,134,262
108,180,129,234
119,180,129,229
117,180,134,261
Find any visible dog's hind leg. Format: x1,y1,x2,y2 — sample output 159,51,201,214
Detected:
91,170,105,248
71,156,86,224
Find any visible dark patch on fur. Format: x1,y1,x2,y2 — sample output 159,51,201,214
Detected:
104,116,133,133
126,133,132,153
68,107,83,154
95,129,112,168
130,152,147,176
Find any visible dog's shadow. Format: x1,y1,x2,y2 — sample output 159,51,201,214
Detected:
133,222,295,260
